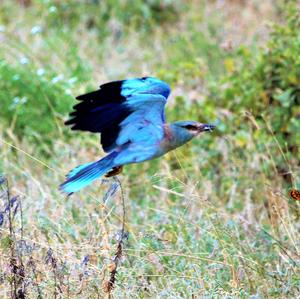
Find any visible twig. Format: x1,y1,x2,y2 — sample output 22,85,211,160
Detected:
103,176,127,295
17,198,26,299
1,177,27,299
45,248,61,298
5,178,17,299
114,176,126,240
28,257,43,299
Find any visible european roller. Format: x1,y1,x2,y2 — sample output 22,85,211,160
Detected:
60,77,215,194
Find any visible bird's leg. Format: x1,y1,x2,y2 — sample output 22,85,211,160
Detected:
105,166,123,177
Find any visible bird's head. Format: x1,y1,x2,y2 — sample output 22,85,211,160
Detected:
169,120,215,147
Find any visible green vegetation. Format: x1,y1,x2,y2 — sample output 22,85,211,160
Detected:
0,1,299,298
210,3,300,161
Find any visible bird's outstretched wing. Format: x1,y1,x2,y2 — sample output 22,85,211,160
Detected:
65,77,171,152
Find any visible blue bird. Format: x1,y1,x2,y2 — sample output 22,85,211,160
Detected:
60,77,215,194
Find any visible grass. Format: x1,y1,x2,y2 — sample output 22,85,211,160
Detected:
0,0,299,298
1,118,299,298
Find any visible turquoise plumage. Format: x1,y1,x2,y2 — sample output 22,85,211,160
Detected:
60,77,215,194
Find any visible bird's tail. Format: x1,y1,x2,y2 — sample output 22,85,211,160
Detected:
60,152,118,195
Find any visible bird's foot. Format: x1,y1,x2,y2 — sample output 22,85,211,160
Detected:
105,166,123,177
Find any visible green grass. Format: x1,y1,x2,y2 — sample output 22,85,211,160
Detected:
0,1,299,298
1,124,299,298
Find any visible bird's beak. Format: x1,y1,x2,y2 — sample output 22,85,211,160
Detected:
197,123,216,133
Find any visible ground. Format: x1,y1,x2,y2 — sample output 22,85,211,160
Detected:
0,1,299,298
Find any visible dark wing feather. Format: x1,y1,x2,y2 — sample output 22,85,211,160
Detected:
100,124,122,152
65,77,170,152
65,80,130,132
65,80,132,151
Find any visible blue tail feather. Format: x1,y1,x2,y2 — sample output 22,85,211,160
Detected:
66,162,95,178
60,152,118,194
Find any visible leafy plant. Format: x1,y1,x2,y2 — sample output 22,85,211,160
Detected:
207,3,300,161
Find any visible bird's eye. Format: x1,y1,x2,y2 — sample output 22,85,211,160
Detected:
184,125,197,131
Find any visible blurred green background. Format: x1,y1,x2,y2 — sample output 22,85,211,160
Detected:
0,1,299,298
